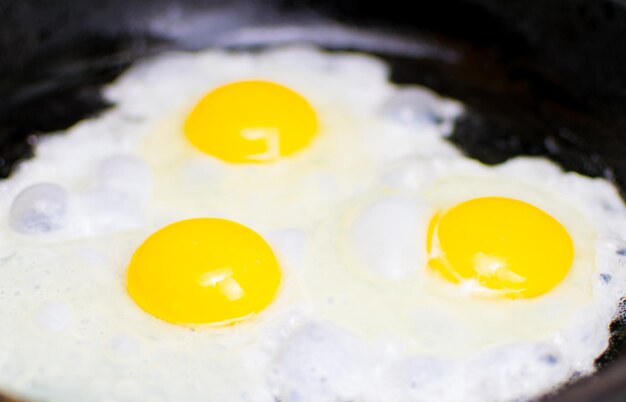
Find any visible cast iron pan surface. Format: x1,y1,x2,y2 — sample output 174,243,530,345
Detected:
0,0,625,401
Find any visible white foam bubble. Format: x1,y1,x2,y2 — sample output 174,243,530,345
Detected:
385,357,464,402
349,196,429,279
9,183,68,235
78,190,144,233
381,87,463,135
271,322,372,402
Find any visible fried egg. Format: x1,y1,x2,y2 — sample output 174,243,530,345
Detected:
0,46,624,402
338,157,620,354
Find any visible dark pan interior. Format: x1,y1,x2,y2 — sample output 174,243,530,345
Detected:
1,0,626,401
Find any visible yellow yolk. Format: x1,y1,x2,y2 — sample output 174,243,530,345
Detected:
184,80,318,163
126,218,281,325
427,197,574,298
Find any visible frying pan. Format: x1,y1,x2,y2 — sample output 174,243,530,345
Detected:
0,0,625,401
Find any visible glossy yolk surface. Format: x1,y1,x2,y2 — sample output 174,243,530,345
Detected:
427,197,574,298
127,218,281,325
184,80,318,163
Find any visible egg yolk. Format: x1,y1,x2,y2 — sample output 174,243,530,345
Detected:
427,197,574,298
126,218,281,325
184,80,318,163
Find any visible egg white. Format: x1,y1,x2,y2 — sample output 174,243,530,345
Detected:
0,46,623,402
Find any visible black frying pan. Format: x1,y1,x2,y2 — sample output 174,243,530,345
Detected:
1,0,625,401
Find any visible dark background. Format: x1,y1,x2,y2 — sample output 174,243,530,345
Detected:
0,0,626,401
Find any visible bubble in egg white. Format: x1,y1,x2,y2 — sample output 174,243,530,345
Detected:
381,87,462,134
72,155,154,233
465,343,569,402
79,190,143,233
348,196,428,279
272,322,370,402
386,357,463,402
9,183,68,235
